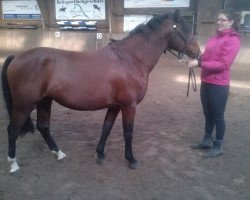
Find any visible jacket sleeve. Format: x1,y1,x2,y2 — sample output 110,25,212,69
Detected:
201,37,240,72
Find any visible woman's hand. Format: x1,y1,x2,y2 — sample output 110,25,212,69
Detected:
187,59,199,69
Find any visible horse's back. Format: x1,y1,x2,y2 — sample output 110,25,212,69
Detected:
7,47,148,111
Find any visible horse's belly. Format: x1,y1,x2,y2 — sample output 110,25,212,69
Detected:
48,71,147,111
53,92,114,111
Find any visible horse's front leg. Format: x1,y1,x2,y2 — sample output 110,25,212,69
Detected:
121,104,138,169
96,107,120,164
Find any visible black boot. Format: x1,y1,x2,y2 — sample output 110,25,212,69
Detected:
191,136,213,150
203,140,223,158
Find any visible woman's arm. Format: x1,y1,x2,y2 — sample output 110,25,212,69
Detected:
201,38,240,72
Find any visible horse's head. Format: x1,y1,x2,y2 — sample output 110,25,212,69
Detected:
167,9,200,59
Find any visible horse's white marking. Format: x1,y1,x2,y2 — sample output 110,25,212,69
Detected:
51,149,66,160
7,156,20,173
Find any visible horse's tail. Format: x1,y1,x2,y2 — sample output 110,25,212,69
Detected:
1,55,15,118
1,55,34,135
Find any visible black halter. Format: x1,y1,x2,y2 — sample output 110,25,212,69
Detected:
166,25,197,97
167,25,192,60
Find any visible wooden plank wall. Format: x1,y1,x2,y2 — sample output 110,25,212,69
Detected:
0,0,249,65
0,0,198,33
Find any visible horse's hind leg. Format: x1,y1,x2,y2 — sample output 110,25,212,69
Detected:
96,107,120,163
36,97,65,160
7,124,20,173
121,105,138,169
7,110,31,173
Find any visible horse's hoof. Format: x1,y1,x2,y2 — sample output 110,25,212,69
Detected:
96,157,105,165
57,150,66,160
10,168,21,176
96,153,105,165
96,154,105,165
8,156,20,174
10,166,20,174
128,160,138,169
52,149,66,160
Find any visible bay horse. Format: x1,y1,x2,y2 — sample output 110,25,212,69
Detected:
1,9,200,173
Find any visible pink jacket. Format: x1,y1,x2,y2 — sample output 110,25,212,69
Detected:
200,28,240,86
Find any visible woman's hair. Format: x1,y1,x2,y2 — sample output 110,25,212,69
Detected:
219,9,241,32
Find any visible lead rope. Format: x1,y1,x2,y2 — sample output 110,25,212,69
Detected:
166,53,198,97
186,67,197,97
178,59,197,97
167,24,197,97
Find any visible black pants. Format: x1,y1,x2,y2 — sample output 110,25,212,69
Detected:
200,82,229,141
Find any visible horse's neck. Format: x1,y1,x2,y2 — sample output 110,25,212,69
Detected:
117,36,166,73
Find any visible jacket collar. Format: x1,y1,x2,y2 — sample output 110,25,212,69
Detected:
217,28,240,37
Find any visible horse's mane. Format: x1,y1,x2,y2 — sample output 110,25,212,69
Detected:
128,13,171,40
179,16,191,35
109,11,191,44
130,12,190,38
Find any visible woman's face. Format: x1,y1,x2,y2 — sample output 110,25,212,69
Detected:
217,13,233,31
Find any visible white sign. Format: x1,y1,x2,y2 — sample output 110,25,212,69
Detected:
2,0,41,20
241,11,250,24
124,0,190,8
55,0,106,20
54,32,61,38
96,33,102,39
123,15,153,32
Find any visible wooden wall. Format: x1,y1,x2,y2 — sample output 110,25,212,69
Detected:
0,0,200,33
0,0,249,65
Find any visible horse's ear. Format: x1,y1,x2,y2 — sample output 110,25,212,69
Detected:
173,9,181,23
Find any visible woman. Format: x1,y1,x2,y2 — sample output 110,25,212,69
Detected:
187,9,241,158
